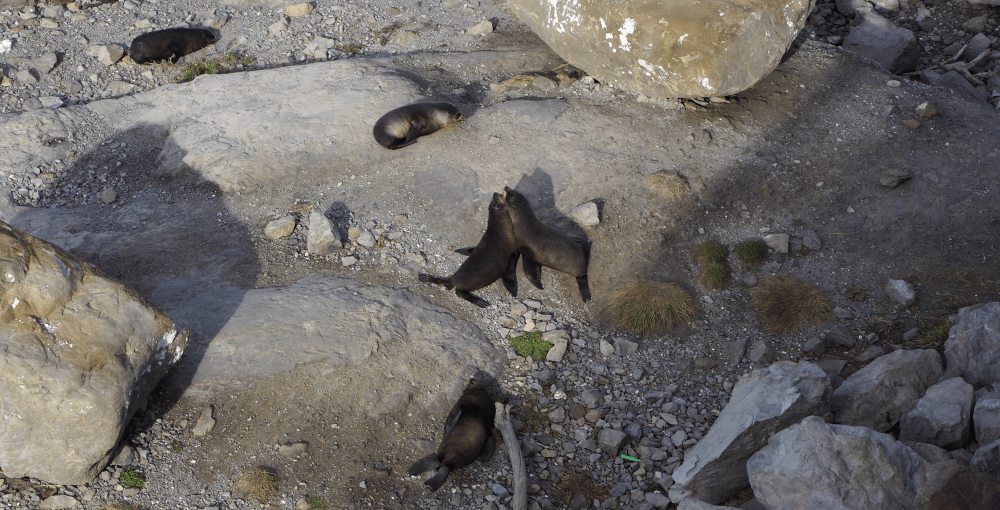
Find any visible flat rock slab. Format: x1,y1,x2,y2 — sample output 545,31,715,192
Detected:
157,273,505,410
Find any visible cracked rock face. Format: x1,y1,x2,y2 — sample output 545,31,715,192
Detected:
0,221,189,484
508,0,815,98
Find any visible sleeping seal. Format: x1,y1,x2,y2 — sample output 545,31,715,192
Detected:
407,379,496,492
130,28,218,64
373,102,464,149
501,186,592,302
418,192,519,308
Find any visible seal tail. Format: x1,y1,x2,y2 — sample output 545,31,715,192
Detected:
424,465,451,492
576,275,592,302
407,454,440,476
419,274,452,288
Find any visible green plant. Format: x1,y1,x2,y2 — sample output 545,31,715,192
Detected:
518,395,553,433
846,284,866,301
335,43,363,55
510,331,552,360
734,240,768,264
167,443,183,453
921,319,951,345
97,503,141,510
176,53,256,83
235,468,279,503
306,496,327,510
693,242,726,265
120,467,145,489
703,263,726,290
610,279,696,334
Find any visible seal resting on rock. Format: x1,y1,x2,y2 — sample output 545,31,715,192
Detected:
407,379,496,491
501,186,592,302
373,102,464,149
130,28,218,64
418,192,519,308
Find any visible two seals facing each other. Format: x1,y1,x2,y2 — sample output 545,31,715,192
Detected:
407,379,496,491
373,102,465,149
130,28,218,64
418,192,520,308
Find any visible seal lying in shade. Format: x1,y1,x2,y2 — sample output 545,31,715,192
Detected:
407,379,496,491
501,186,592,302
418,192,519,308
373,102,464,149
130,28,218,64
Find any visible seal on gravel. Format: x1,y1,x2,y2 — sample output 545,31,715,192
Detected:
501,186,592,302
418,192,519,308
130,28,218,64
373,102,465,149
407,379,496,491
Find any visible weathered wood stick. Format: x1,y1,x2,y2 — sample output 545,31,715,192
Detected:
494,402,527,510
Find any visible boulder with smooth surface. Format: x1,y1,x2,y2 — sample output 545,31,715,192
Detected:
507,0,815,99
0,221,189,484
672,361,831,504
831,349,942,432
944,302,1000,387
900,376,974,449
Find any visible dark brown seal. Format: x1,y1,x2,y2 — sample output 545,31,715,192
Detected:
373,102,464,149
407,379,496,491
501,186,592,302
130,28,218,64
418,193,519,308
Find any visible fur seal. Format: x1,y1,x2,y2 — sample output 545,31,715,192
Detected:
407,379,496,491
418,193,519,308
130,28,218,64
501,186,592,302
373,102,464,150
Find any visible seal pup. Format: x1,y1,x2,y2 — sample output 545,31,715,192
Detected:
502,186,592,302
407,379,496,491
373,102,464,149
418,193,519,308
130,28,218,64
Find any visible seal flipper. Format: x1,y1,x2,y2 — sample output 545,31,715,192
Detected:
419,274,453,289
456,290,490,308
407,454,441,476
521,249,544,290
454,247,475,256
576,275,592,302
501,253,519,297
424,465,450,491
405,121,423,144
443,409,462,438
479,435,496,462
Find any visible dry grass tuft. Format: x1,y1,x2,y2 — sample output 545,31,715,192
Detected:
234,467,279,503
722,485,757,508
553,471,610,505
97,503,142,510
646,172,688,200
752,277,831,334
610,279,696,334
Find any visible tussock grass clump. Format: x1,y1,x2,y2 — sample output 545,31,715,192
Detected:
234,467,279,503
734,240,768,264
646,172,688,200
703,264,727,290
175,53,255,83
120,467,144,488
610,279,696,334
752,277,831,334
510,331,552,360
693,242,727,290
98,503,142,510
553,472,610,505
921,319,952,346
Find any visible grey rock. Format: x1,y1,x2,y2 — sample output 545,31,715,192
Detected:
915,101,939,118
192,406,216,437
507,0,813,98
965,33,993,60
672,361,831,504
39,96,63,109
833,306,853,319
963,15,989,34
264,216,296,240
739,499,767,510
600,339,615,356
747,416,925,510
106,80,137,96
762,233,789,253
278,441,308,457
934,70,989,105
468,20,494,35
580,389,603,408
100,187,117,204
645,492,670,509
832,349,943,432
0,222,189,484
814,359,848,377
802,337,825,355
39,495,78,509
598,428,628,456
307,211,342,255
904,441,951,464
944,302,1000,387
677,497,730,509
16,68,39,84
268,18,288,35
671,429,687,447
91,44,124,66
29,51,58,74
728,337,748,364
569,202,599,226
357,230,376,248
903,328,920,342
879,168,913,188
801,230,821,250
914,459,1000,510
972,438,1000,478
842,12,919,74
694,357,717,370
975,399,1000,447
900,376,973,449
615,338,638,357
824,327,855,347
742,272,758,287
110,445,134,466
836,0,870,16
885,279,916,306
547,407,565,423
531,76,558,92
544,330,570,362
747,339,775,364
858,345,885,362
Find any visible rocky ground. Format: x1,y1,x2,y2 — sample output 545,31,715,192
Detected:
2,0,1000,509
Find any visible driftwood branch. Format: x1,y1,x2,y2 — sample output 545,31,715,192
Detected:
495,402,527,510
940,48,992,86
